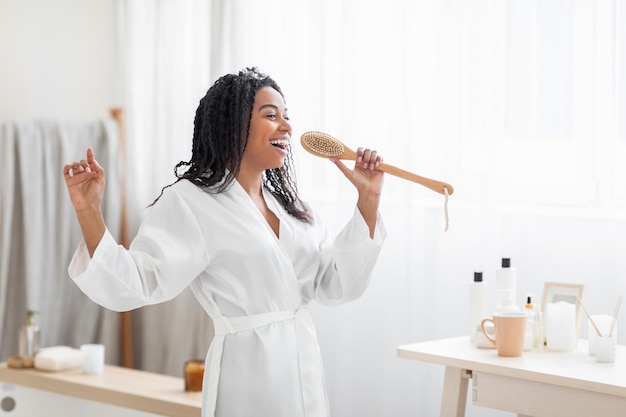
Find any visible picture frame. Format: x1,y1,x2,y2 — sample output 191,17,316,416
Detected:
541,282,586,341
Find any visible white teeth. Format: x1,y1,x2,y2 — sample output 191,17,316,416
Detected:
270,140,289,146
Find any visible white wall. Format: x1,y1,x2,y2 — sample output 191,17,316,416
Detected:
0,0,117,120
308,190,626,417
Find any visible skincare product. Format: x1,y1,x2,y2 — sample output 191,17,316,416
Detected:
18,310,41,367
469,272,487,343
495,258,517,311
532,304,544,348
496,290,521,313
524,295,534,350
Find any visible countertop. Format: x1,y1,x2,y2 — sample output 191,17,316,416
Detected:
0,363,202,417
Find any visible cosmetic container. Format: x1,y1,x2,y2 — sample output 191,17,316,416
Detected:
495,290,520,313
523,295,534,350
495,258,517,311
469,272,487,343
18,310,41,367
532,304,544,348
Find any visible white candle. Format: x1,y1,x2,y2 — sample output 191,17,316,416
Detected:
81,344,105,374
546,302,576,351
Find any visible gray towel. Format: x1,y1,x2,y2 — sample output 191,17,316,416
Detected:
0,119,121,364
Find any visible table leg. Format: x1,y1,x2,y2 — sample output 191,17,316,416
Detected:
440,367,469,417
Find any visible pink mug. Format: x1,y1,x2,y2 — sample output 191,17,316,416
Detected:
481,312,527,357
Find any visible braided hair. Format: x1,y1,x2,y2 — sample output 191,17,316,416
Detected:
154,67,311,223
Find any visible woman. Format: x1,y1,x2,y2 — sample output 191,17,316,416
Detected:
64,67,386,417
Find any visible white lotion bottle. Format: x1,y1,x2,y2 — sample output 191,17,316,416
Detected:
495,258,517,311
469,272,487,343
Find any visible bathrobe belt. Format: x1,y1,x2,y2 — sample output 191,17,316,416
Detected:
205,309,327,417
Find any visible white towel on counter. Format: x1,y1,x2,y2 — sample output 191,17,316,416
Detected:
34,346,82,371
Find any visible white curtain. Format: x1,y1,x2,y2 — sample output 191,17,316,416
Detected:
114,0,217,375
118,1,625,416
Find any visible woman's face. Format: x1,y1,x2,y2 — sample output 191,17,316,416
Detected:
241,86,292,173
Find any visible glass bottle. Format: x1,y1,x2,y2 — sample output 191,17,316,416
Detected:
18,310,41,365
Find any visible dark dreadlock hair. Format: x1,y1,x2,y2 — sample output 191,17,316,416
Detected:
153,67,311,223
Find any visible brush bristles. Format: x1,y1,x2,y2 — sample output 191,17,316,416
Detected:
301,131,344,158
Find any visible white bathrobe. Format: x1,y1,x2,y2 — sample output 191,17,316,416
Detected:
68,178,386,417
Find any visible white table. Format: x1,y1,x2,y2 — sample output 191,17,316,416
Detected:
397,336,626,417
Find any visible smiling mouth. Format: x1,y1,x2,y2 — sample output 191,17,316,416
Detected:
270,140,289,150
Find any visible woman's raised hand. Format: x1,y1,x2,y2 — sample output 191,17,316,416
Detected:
63,148,107,256
331,147,384,238
331,147,384,196
63,147,106,213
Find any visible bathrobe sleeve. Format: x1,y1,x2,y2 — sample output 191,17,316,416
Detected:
312,207,386,304
68,187,210,312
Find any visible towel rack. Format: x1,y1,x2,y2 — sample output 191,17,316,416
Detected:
110,108,134,369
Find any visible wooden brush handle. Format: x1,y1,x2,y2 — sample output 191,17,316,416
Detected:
336,148,454,195
377,162,454,195
300,132,454,195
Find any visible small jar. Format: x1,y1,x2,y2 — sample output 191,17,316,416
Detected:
184,359,205,392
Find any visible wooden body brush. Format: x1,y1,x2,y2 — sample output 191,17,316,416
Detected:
300,131,454,195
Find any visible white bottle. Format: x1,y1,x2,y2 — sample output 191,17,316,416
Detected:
469,272,487,343
495,258,517,311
